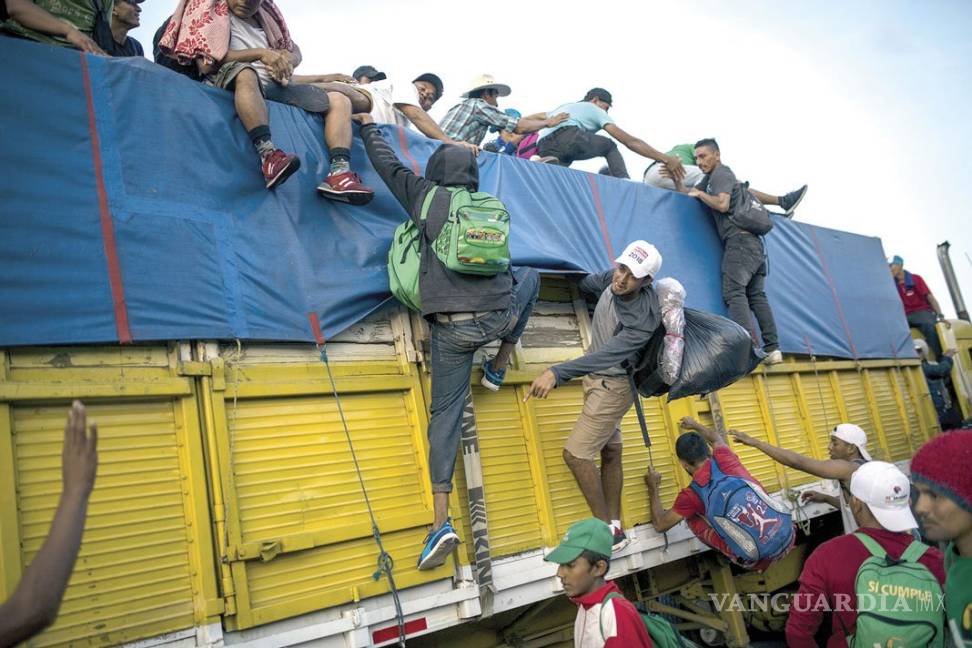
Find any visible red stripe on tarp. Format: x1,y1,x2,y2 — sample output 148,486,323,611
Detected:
372,618,428,644
808,228,858,360
397,126,422,175
81,53,132,344
307,312,325,345
586,174,615,262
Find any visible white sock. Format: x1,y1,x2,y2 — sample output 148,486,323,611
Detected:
611,519,622,533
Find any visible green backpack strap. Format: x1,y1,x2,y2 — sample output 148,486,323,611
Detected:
598,591,623,640
854,532,889,559
899,540,930,564
418,186,438,224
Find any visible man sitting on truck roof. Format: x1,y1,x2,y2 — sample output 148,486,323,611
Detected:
535,88,684,180
674,138,799,365
158,0,374,202
730,423,871,534
890,255,949,361
439,74,568,147
647,142,808,215
355,111,541,571
645,417,795,571
525,242,663,553
544,518,654,648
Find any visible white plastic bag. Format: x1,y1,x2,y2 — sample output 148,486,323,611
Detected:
655,277,686,385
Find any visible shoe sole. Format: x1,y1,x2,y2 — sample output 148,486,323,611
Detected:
612,537,630,553
783,187,807,216
417,533,460,571
266,157,301,190
317,187,375,206
480,376,501,391
764,354,784,366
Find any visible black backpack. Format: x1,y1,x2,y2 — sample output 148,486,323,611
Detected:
152,17,202,81
729,181,774,235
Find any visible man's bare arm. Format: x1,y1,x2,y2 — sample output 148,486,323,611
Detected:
645,469,684,533
680,416,727,449
729,430,860,481
0,401,97,647
603,123,685,181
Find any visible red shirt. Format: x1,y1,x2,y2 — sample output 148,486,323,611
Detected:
672,446,790,570
785,527,946,648
571,581,654,647
895,272,933,314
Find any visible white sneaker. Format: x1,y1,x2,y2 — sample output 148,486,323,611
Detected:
764,350,783,365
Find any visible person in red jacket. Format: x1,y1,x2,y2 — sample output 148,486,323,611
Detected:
545,518,653,648
785,461,945,648
889,255,948,360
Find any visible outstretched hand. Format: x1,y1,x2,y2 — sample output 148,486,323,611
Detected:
728,429,757,447
547,112,570,127
800,490,829,505
65,28,105,55
62,401,98,499
524,369,557,402
679,416,701,431
664,156,686,182
455,141,480,156
644,468,662,492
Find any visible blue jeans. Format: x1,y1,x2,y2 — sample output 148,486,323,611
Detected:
427,267,540,493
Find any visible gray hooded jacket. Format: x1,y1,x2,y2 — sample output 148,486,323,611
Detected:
361,124,513,316
551,270,661,386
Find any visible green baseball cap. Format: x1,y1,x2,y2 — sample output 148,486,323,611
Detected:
544,518,613,564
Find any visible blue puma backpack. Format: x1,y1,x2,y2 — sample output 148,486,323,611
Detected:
689,454,794,565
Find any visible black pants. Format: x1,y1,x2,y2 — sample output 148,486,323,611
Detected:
907,309,943,361
537,126,629,178
722,235,779,352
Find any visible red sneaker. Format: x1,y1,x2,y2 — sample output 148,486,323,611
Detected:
262,149,300,189
317,171,375,205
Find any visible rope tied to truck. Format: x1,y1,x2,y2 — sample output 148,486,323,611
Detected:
309,314,408,647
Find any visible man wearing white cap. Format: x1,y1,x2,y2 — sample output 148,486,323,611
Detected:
786,461,945,647
731,422,871,533
439,74,568,146
526,241,663,552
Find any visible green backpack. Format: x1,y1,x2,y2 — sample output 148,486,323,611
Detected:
600,592,702,648
847,532,944,648
387,186,511,312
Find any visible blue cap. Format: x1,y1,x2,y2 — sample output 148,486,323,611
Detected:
489,108,521,133
888,255,904,266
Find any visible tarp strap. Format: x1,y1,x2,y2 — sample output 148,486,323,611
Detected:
396,125,422,175
307,313,407,647
586,174,616,262
808,228,858,360
81,52,132,344
804,334,834,430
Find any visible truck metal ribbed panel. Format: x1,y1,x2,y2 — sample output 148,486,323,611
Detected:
836,372,883,460
765,375,816,487
13,402,195,646
716,379,782,493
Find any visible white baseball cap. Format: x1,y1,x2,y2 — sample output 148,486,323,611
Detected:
615,240,662,279
849,461,918,532
831,423,872,461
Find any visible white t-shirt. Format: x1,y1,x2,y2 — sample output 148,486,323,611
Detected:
228,14,273,87
361,79,422,128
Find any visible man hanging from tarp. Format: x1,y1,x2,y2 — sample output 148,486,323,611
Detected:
525,241,663,553
355,112,541,571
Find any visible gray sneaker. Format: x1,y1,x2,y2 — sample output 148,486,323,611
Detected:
779,185,808,217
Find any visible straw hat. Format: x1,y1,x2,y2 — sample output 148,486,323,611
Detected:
460,74,512,98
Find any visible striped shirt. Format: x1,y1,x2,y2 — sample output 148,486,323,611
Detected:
439,98,519,145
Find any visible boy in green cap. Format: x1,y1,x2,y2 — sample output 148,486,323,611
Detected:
544,518,653,647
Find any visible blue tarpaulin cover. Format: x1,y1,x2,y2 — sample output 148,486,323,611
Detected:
0,38,914,359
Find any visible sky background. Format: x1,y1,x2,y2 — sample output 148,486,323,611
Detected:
131,0,972,318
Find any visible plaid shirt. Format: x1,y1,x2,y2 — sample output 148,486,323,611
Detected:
439,99,519,145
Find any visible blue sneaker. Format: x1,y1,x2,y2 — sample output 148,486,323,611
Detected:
417,520,460,571
481,357,506,392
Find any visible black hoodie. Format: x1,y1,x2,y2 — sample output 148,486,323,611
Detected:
360,124,512,316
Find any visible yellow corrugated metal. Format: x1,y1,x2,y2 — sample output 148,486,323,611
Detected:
223,389,443,624
835,372,884,460
763,375,815,487
799,372,841,456
470,386,544,558
868,371,912,461
13,401,196,647
618,396,679,524
715,379,781,492
228,393,427,540
532,384,590,538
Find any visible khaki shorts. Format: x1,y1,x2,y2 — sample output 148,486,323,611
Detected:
564,374,634,461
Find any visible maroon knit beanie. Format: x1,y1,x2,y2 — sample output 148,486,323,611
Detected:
910,430,972,514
